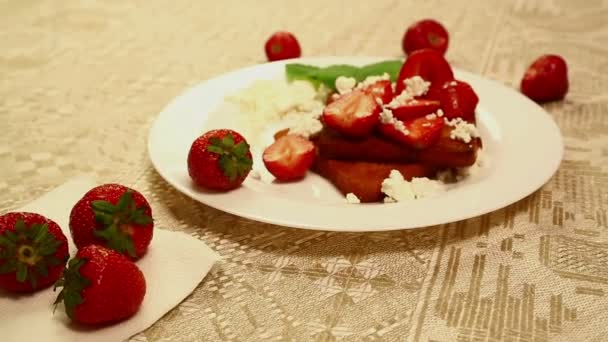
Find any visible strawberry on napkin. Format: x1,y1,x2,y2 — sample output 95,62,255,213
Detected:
0,175,220,342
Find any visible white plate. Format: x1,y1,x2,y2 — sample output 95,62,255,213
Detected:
148,57,563,231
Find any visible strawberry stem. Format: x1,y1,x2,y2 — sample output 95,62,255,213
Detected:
207,133,252,181
90,190,152,258
54,257,90,319
0,220,64,288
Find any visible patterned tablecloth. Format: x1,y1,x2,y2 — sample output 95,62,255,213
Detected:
1,1,607,341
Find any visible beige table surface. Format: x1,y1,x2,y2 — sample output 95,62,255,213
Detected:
1,1,608,341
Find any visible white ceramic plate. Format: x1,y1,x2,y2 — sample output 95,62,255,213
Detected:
148,57,563,231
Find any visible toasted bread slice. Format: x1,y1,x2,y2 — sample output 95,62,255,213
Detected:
312,126,480,168
313,158,437,203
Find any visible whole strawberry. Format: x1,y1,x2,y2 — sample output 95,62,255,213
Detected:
54,245,146,325
264,31,301,61
0,212,69,293
70,184,153,259
187,129,253,191
402,19,449,56
520,54,569,103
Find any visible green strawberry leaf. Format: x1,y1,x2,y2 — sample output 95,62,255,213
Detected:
54,257,89,319
207,145,224,154
94,224,136,258
16,263,27,282
91,200,117,213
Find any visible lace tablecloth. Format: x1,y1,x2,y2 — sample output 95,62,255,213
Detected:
1,1,607,341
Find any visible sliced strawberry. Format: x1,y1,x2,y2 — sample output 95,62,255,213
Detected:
396,49,454,94
391,99,441,121
362,80,394,105
380,115,444,149
263,134,316,181
322,89,381,137
429,80,478,122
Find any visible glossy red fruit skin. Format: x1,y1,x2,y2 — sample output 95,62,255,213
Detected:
362,80,394,105
520,55,569,103
72,245,146,325
402,19,449,56
427,80,478,122
265,31,302,61
0,212,68,293
395,49,454,95
187,129,252,191
380,116,444,149
69,184,153,259
263,135,316,181
391,99,441,121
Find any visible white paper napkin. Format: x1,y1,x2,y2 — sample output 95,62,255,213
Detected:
0,175,220,342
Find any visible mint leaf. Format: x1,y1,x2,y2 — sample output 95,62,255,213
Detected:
285,60,403,90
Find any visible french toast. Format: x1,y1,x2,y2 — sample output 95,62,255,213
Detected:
313,158,437,202
311,126,481,168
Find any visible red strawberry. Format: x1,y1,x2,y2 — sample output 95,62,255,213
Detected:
391,99,441,121
0,212,68,293
69,184,153,260
428,80,478,122
362,79,394,105
54,245,146,325
402,19,449,56
380,114,444,149
187,129,253,191
322,89,381,137
263,134,316,181
396,49,454,95
520,54,569,103
264,31,302,61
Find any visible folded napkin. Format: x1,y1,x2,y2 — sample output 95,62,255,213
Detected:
0,175,220,342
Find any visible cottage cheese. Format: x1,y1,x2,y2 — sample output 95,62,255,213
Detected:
345,193,361,204
380,107,409,135
445,118,479,143
335,76,357,94
381,170,444,202
356,73,391,89
388,76,431,108
403,76,431,97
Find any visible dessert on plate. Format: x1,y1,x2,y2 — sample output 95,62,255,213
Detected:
190,49,484,204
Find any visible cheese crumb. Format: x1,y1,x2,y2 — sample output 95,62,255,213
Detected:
335,76,357,95
356,73,391,89
381,170,444,202
426,113,437,120
380,107,409,135
445,118,479,143
437,109,444,117
346,193,361,204
388,76,431,108
403,76,431,97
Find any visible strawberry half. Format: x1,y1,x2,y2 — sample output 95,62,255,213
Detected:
69,184,153,260
428,80,478,122
263,134,316,181
396,49,454,95
391,99,441,121
380,113,444,149
520,54,568,103
54,245,146,325
362,80,394,105
0,212,69,293
188,129,253,191
322,89,381,137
